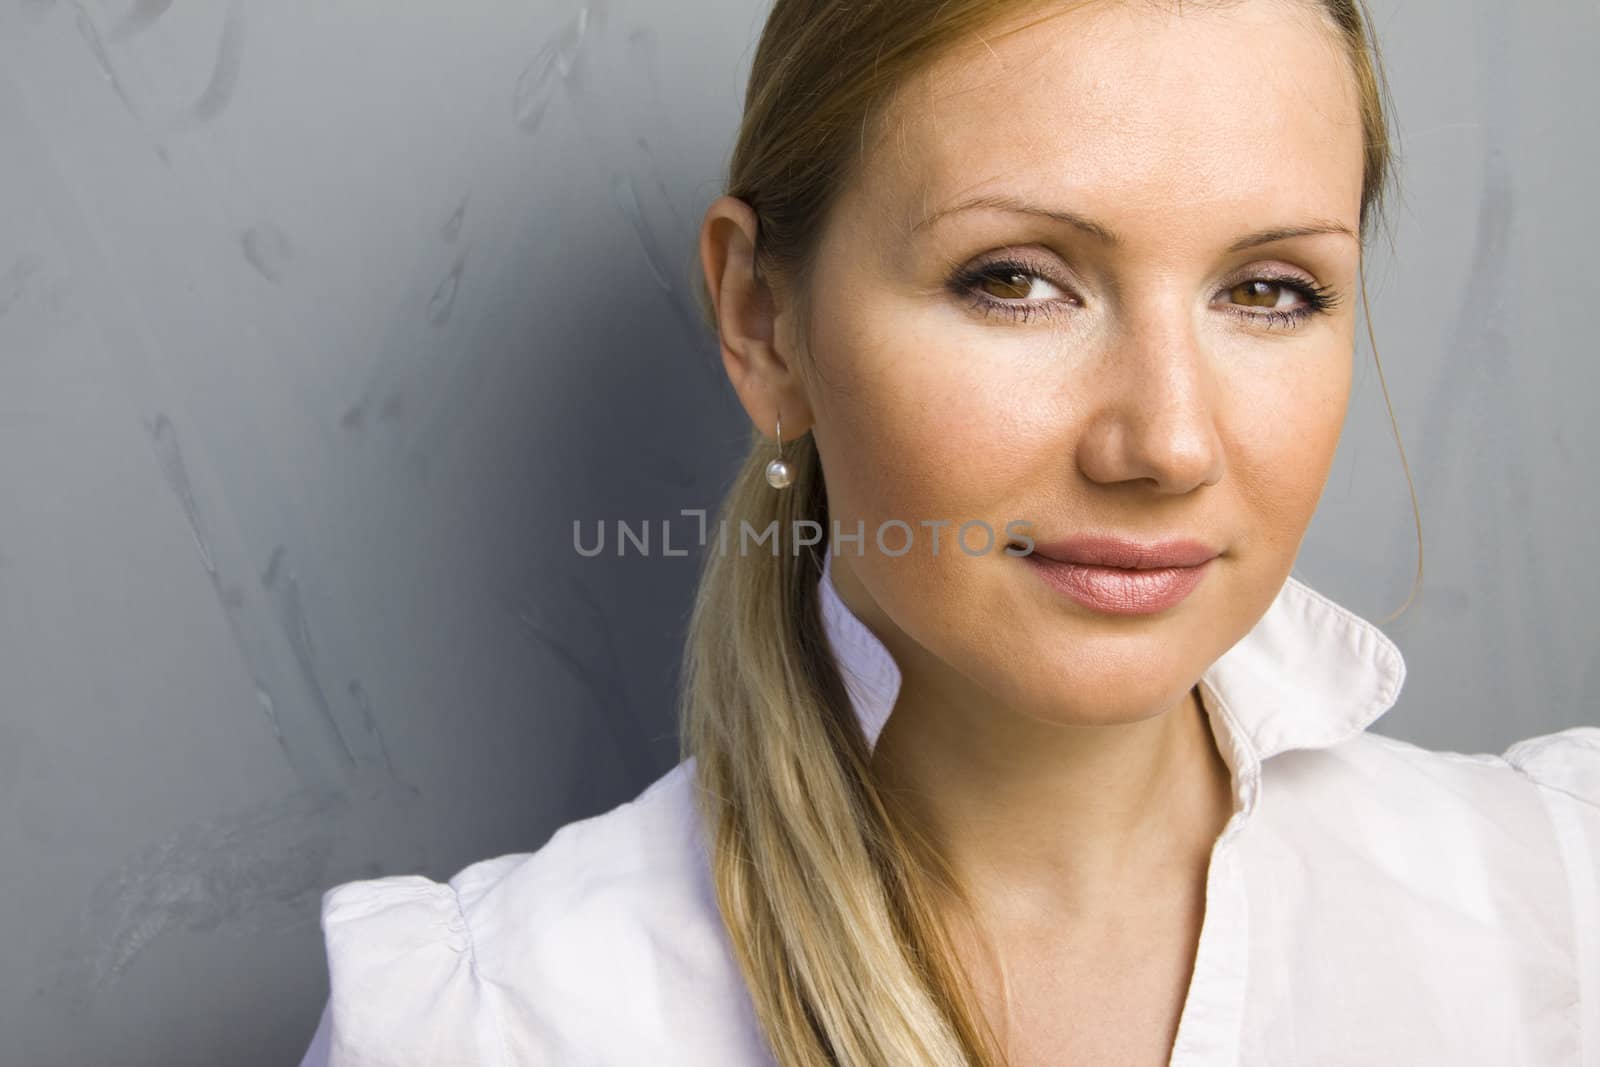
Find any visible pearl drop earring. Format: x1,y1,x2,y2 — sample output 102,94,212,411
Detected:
765,414,794,489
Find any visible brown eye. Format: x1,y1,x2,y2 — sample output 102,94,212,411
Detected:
1230,280,1295,309
979,269,1036,300
955,259,1075,324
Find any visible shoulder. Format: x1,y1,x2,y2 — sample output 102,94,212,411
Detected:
1500,725,1600,804
1259,726,1599,1034
1267,721,1599,804
317,760,753,1065
1345,723,1600,813
1261,724,1599,889
1494,726,1600,914
1284,722,1600,818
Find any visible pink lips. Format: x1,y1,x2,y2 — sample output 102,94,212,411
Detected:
1021,535,1219,616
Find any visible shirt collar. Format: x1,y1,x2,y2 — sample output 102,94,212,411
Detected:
816,547,1407,811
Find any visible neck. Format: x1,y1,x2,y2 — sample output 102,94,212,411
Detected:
869,674,1235,927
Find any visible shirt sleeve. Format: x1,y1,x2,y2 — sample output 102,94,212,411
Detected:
296,999,332,1067
313,874,508,1067
1501,726,1600,1051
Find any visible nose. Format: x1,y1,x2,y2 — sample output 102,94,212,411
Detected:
1074,308,1226,495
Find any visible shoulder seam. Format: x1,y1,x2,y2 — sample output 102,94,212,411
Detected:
1513,762,1598,1064
1507,776,1600,812
450,882,516,1067
1502,726,1600,811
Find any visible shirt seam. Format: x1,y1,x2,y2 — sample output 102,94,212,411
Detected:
1231,843,1251,1062
451,883,516,1067
1197,675,1262,828
1360,730,1508,768
1283,573,1399,657
1280,575,1406,713
1519,778,1595,1065
1501,728,1600,812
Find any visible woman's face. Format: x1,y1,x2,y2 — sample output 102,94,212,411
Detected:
801,0,1367,726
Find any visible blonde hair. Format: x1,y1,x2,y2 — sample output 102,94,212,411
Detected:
680,2,1417,1064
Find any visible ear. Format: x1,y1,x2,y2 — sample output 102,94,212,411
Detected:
698,195,815,442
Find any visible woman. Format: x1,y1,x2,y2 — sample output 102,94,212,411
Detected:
299,1,1599,1064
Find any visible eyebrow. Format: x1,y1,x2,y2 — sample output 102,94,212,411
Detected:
910,193,1357,251
911,194,1122,244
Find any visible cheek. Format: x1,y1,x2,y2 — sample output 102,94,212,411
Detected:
1225,346,1352,551
809,317,1045,534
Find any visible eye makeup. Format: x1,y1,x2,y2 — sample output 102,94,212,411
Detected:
945,252,1079,325
945,253,1345,331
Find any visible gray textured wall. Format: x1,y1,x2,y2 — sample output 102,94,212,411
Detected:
0,2,1593,1065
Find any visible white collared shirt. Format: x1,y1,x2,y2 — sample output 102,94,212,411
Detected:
299,551,1600,1066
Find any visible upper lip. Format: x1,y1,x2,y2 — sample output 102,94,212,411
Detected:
1026,535,1220,569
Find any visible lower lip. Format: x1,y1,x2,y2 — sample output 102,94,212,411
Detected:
1023,555,1214,615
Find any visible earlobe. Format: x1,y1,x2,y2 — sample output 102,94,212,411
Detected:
698,195,816,440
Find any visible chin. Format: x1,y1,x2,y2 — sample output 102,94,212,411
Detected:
971,634,1205,728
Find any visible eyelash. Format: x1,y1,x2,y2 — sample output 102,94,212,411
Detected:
949,258,1343,330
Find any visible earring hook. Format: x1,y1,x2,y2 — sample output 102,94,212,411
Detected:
765,410,794,490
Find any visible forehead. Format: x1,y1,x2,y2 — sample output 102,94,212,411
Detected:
862,0,1365,241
